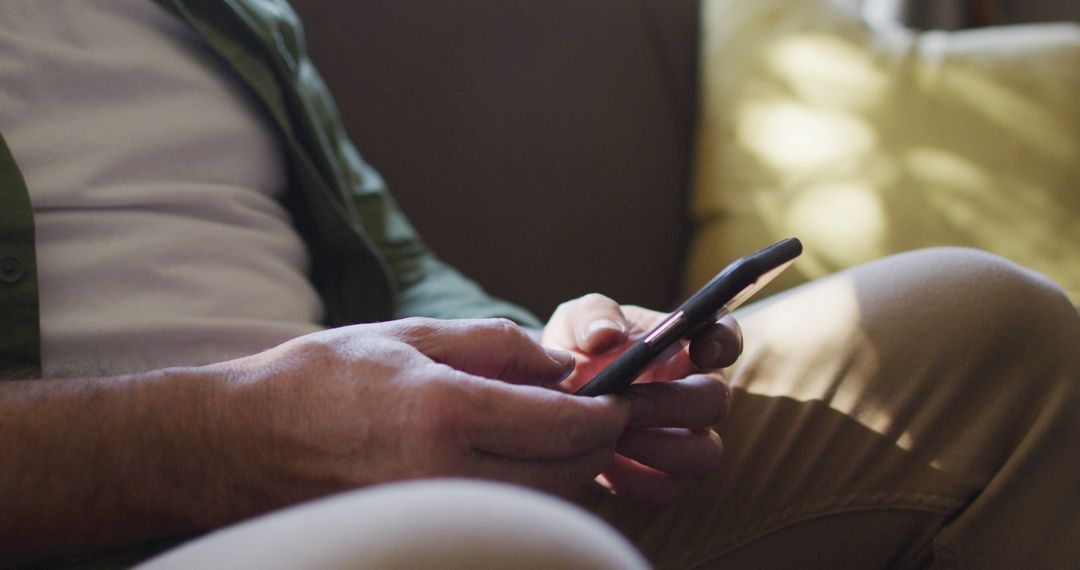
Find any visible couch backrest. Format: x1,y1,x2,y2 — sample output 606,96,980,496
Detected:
292,0,700,318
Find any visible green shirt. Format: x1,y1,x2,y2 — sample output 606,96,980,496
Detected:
0,0,540,378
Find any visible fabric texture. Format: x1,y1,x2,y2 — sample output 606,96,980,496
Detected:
592,248,1080,569
0,0,328,378
82,248,1079,570
153,0,540,327
0,0,541,375
687,0,1080,305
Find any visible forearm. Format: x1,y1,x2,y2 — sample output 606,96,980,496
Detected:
0,367,235,564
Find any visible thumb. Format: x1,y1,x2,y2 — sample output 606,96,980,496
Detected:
544,293,629,354
405,318,576,386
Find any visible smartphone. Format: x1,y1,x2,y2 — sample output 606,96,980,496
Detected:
574,237,803,397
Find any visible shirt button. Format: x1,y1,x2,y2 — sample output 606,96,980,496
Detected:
0,256,25,284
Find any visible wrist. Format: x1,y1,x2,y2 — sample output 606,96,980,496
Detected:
188,354,328,521
153,359,290,527
111,365,240,530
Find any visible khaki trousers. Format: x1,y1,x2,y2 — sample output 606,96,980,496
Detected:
140,248,1080,569
589,248,1080,569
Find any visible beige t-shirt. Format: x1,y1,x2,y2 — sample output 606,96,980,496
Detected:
0,0,325,377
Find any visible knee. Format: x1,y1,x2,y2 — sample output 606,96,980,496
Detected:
882,249,1080,402
867,248,1077,337
843,247,1079,385
140,480,649,570
915,247,1077,333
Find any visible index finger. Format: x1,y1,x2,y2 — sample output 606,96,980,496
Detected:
623,374,732,428
461,379,632,460
393,318,577,386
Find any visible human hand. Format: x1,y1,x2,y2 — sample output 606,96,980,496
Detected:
543,294,742,503
208,318,631,522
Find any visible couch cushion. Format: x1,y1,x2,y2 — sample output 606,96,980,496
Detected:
687,0,1080,304
293,0,700,317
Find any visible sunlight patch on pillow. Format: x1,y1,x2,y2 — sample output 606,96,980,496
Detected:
687,0,1080,304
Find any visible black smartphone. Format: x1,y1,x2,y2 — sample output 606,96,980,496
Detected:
574,237,803,397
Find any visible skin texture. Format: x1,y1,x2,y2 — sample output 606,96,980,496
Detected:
0,298,739,565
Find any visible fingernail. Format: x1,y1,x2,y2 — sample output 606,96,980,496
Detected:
585,319,624,342
544,348,576,380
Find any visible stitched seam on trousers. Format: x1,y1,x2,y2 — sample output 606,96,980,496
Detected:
685,490,965,570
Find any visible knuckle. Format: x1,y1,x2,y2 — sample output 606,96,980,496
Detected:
394,317,442,342
486,317,521,335
287,333,347,368
479,318,531,344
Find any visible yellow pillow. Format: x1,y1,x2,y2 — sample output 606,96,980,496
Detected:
687,0,1080,304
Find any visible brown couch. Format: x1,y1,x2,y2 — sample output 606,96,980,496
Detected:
290,0,1078,319
292,0,700,319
